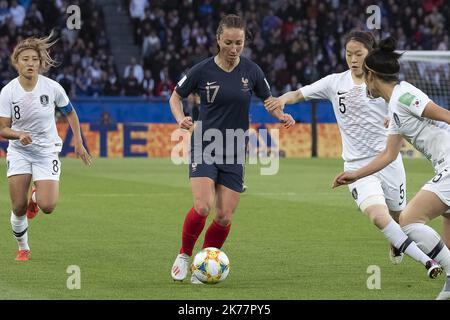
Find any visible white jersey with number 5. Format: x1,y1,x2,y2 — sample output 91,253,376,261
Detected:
299,70,389,162
388,81,450,173
0,75,69,155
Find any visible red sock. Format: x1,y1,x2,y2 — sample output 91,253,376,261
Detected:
180,207,207,256
202,220,231,249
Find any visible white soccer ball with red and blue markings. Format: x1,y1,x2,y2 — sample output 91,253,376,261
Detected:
191,247,230,284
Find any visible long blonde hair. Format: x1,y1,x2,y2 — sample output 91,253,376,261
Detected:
11,30,59,74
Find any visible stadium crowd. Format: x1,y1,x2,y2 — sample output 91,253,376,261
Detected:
0,0,449,98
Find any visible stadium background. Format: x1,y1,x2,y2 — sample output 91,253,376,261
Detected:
0,0,448,158
0,0,450,302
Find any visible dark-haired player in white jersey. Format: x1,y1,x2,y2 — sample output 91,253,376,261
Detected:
170,14,295,283
334,36,450,300
265,31,442,277
0,32,91,261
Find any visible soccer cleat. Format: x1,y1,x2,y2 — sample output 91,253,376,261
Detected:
171,253,190,281
425,259,443,279
436,278,450,300
389,244,404,265
190,274,203,285
26,187,39,219
15,250,30,261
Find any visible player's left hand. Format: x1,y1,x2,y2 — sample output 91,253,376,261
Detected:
332,171,358,188
75,143,92,166
280,113,295,128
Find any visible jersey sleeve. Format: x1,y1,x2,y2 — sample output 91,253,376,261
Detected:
54,82,70,108
299,74,334,101
0,87,11,118
252,64,272,100
175,63,201,98
396,88,431,118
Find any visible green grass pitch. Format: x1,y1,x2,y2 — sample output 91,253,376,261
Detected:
0,157,445,299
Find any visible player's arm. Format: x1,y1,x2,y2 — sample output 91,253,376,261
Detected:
169,90,193,130
264,90,304,112
265,103,295,128
332,134,403,188
422,101,450,124
64,105,92,166
0,117,32,145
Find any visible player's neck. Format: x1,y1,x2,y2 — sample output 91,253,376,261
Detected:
351,71,365,85
214,55,240,72
377,81,397,102
18,74,39,92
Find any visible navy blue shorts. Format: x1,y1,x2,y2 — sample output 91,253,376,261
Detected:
189,161,244,193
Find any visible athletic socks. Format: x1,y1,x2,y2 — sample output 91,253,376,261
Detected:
202,220,231,249
382,220,431,265
403,223,450,275
10,212,30,251
180,207,207,256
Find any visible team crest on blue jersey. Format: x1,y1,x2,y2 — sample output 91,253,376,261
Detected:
40,95,49,106
241,77,249,91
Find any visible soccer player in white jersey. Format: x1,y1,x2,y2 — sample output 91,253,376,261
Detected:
333,36,450,300
265,31,442,277
0,32,92,261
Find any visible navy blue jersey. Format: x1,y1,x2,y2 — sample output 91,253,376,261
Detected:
175,56,272,133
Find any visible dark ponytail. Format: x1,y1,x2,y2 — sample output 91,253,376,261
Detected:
363,36,402,81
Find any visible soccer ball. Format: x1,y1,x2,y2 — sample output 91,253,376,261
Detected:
191,247,230,284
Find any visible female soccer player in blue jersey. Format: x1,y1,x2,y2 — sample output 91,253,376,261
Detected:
169,14,295,283
0,33,91,261
333,37,450,299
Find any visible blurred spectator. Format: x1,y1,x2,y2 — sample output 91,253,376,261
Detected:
123,73,142,96
123,57,144,83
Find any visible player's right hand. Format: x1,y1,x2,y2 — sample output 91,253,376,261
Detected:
178,116,193,130
332,171,358,188
18,132,32,145
264,97,285,112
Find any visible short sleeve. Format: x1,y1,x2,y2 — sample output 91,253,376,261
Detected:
252,64,271,100
396,89,431,118
299,74,334,101
175,63,202,98
0,87,11,118
54,82,70,107
387,112,400,135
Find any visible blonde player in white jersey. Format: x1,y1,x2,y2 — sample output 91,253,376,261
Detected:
0,32,92,261
265,31,442,277
333,36,450,300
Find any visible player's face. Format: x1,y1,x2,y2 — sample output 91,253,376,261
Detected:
345,40,369,77
217,28,245,63
16,49,40,79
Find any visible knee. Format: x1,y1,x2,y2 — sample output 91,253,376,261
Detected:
39,202,57,214
13,204,27,216
215,208,234,226
194,202,211,217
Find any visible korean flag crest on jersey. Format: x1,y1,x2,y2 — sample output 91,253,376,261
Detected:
40,94,49,106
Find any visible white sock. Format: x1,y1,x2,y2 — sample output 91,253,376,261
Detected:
382,220,430,265
403,223,450,275
31,190,36,203
10,212,30,251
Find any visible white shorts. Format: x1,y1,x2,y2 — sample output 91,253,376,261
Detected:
6,151,61,181
344,154,406,212
422,168,450,208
